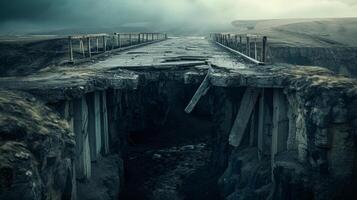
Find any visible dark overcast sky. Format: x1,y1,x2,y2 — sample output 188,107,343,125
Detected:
0,0,356,34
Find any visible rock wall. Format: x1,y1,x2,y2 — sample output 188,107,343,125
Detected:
0,90,75,200
214,73,357,199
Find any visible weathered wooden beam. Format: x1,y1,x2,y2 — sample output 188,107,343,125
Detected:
184,70,211,114
229,87,261,147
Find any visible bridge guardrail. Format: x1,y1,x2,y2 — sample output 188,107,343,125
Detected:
68,32,167,63
210,33,267,65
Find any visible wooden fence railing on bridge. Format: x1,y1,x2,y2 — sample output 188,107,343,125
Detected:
68,32,167,63
211,33,267,65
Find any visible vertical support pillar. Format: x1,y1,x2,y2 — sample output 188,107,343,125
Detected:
68,36,74,62
100,91,110,155
262,36,267,63
87,37,91,58
151,33,154,41
118,34,121,48
129,34,132,45
73,97,91,180
87,92,102,162
271,89,289,174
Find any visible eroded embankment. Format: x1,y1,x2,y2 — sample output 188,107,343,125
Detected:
0,63,357,200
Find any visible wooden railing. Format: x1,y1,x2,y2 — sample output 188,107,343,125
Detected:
68,32,167,63
211,33,267,65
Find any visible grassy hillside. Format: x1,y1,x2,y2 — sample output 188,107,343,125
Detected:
231,18,357,47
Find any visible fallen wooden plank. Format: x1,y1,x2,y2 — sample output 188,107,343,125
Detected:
229,87,261,147
184,70,211,113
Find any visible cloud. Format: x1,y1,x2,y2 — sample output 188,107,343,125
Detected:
0,0,356,34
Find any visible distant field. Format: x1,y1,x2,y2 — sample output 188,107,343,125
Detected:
231,18,357,47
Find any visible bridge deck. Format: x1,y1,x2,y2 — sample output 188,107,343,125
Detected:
0,37,350,102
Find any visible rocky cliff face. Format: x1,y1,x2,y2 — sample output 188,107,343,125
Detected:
0,90,75,200
214,67,357,200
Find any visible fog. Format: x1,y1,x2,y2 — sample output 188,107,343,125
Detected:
0,0,356,34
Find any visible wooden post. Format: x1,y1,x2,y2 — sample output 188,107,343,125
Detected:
146,33,149,42
80,39,85,57
239,36,242,51
118,34,121,48
102,36,106,52
262,36,267,63
68,36,74,62
246,36,250,57
96,37,99,53
227,34,231,47
111,35,115,50
151,33,154,41
234,35,238,49
116,34,119,47
87,37,91,58
254,38,257,60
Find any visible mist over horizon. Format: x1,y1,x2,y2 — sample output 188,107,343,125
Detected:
0,0,357,35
